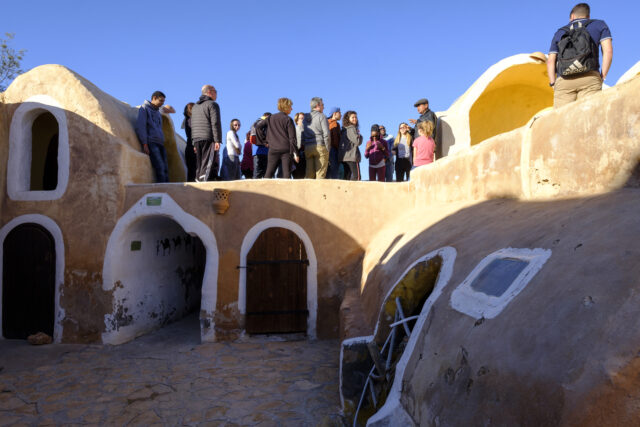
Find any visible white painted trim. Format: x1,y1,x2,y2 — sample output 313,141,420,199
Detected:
101,193,219,344
0,214,66,342
238,218,318,339
7,95,70,201
450,247,552,320
339,247,457,427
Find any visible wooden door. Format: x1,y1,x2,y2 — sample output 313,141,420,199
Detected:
246,227,308,334
2,223,56,339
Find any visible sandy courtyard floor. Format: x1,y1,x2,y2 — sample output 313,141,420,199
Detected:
0,315,344,426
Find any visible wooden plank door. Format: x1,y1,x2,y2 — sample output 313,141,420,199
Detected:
246,227,308,334
2,223,56,339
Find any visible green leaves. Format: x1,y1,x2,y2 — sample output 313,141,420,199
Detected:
0,33,26,92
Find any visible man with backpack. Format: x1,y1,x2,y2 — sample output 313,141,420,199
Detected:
547,3,612,108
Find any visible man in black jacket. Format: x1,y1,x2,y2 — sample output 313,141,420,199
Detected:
191,85,222,181
410,98,439,158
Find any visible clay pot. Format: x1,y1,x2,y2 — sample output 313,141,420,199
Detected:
212,188,230,214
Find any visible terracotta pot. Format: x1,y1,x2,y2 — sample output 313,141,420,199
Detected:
212,188,230,214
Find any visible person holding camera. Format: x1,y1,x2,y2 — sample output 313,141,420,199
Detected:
364,125,389,182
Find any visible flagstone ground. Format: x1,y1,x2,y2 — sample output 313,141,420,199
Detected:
0,315,344,426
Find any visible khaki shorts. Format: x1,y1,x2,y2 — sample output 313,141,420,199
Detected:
554,71,603,108
304,144,329,179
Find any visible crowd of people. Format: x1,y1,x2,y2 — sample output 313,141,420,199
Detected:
136,86,438,183
134,4,613,184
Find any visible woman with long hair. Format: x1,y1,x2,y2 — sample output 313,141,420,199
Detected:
181,103,196,181
393,122,413,181
220,119,242,180
412,120,435,168
338,111,362,180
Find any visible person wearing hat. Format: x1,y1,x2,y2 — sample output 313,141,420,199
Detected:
409,98,438,157
326,107,342,179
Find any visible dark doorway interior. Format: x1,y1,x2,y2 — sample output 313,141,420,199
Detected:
30,112,59,191
2,223,56,339
43,133,59,190
246,227,308,334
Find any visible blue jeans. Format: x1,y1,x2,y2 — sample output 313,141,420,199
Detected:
327,147,340,179
148,142,169,183
385,157,394,182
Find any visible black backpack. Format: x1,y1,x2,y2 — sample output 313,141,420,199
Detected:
556,20,599,77
250,116,268,146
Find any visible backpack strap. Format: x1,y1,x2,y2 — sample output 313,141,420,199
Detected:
560,18,593,32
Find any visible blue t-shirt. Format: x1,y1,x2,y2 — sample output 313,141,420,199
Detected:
549,19,612,70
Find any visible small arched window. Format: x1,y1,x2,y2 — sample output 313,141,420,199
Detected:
8,95,69,201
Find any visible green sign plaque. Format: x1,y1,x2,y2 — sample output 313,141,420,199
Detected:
146,196,162,206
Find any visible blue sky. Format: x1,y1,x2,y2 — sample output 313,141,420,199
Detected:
2,0,639,142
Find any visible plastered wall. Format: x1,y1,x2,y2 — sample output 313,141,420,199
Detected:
0,65,639,346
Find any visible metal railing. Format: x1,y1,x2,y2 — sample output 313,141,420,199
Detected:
353,296,417,426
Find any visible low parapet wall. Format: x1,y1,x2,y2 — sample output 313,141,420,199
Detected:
410,74,640,208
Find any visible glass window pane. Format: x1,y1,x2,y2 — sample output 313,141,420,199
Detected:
470,258,529,297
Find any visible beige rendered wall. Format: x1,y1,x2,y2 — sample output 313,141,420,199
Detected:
0,65,153,341
347,75,640,425
119,70,640,342
1,65,639,344
358,73,640,333
121,179,416,339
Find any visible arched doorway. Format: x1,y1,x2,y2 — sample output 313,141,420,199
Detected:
2,223,56,339
104,216,206,342
102,193,219,344
246,227,309,334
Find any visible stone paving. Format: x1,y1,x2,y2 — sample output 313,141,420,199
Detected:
0,315,345,426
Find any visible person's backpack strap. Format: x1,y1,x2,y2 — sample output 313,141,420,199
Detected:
559,19,593,33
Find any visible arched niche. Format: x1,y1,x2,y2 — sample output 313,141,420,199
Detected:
8,95,70,200
469,63,553,145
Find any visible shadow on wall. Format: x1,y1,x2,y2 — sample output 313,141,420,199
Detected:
108,185,368,343
438,119,454,157
353,185,640,425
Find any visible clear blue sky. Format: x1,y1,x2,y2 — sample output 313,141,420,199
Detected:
2,0,638,141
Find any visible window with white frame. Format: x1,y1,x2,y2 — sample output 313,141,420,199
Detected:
450,248,551,319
